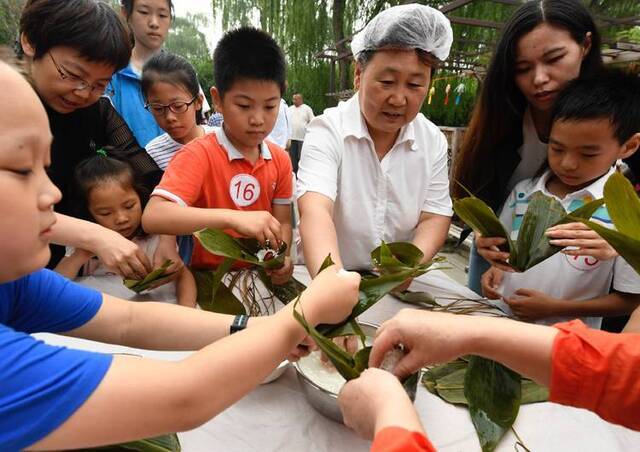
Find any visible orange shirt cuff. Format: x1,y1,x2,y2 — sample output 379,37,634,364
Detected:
372,426,435,452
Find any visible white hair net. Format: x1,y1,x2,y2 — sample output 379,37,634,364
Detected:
351,4,453,62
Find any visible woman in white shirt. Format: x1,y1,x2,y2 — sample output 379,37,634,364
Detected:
297,4,453,281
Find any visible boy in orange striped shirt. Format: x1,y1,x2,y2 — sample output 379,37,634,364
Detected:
143,27,293,284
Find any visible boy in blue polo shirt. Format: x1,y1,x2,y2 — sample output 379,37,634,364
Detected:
482,71,640,328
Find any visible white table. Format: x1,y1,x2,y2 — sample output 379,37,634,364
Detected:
35,267,640,451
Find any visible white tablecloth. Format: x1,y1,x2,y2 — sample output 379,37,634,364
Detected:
35,266,640,451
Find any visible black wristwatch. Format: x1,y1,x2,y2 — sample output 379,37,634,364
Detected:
230,314,249,334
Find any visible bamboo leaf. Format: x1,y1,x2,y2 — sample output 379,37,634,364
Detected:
123,260,175,293
292,297,359,380
194,229,286,269
392,290,438,307
353,346,372,373
193,270,245,314
603,172,640,240
256,268,307,304
84,433,181,451
464,356,521,452
575,219,640,274
371,241,424,273
318,253,336,272
453,197,512,253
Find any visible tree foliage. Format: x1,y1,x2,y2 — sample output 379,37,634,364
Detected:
0,0,25,47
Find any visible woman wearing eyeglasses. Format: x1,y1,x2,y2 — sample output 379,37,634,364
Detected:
17,0,179,280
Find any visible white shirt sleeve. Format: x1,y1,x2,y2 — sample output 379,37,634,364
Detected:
296,116,342,202
612,256,640,294
421,130,453,216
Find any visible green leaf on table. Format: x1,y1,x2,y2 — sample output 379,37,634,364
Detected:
392,290,438,307
193,269,245,315
464,356,521,452
454,190,603,272
422,359,547,406
83,433,181,451
123,260,176,293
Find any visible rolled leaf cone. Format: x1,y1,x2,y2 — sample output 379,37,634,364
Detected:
123,260,176,294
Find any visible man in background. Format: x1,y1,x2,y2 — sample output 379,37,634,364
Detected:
288,93,314,173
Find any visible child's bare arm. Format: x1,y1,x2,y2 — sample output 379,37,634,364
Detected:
176,267,197,308
504,290,640,322
54,249,94,279
30,267,360,450
268,203,293,284
143,197,282,245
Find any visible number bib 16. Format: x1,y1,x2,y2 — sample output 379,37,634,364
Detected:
230,174,261,207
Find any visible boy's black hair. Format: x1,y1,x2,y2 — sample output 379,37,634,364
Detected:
121,0,174,18
19,0,131,71
213,27,286,98
73,153,149,224
142,51,203,123
551,70,640,145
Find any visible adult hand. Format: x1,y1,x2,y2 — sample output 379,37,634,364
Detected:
229,210,282,248
92,227,152,279
268,256,293,285
546,222,617,261
369,310,471,378
475,232,514,272
481,266,504,300
297,265,360,325
503,289,563,321
339,368,422,440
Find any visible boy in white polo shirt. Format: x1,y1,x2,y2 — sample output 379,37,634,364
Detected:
482,72,640,329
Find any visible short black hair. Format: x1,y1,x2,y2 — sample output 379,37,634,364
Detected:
551,70,640,145
213,27,286,99
19,0,131,71
73,153,149,222
142,52,203,123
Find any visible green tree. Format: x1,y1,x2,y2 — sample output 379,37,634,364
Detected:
164,13,214,105
0,0,25,47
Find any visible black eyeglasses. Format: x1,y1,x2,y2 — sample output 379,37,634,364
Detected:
144,97,198,116
48,52,112,95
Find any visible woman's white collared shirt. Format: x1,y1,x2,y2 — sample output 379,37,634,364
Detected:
296,93,452,270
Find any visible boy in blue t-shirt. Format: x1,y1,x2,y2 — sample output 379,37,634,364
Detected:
481,71,640,327
0,61,359,450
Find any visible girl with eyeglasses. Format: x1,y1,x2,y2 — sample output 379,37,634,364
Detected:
142,52,214,171
17,0,180,283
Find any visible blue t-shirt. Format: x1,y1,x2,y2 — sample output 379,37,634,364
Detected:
0,269,112,451
109,64,164,147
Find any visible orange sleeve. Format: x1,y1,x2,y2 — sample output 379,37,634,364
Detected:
153,141,208,206
550,320,640,430
272,148,293,204
371,427,436,452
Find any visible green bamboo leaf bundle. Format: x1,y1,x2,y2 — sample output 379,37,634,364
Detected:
123,260,176,293
80,433,180,451
574,173,640,274
317,242,443,338
454,190,604,272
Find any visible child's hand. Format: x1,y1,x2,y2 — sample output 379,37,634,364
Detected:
150,235,185,290
481,266,504,299
229,211,282,247
338,368,422,440
93,227,152,279
503,289,562,321
268,256,293,285
297,265,360,325
476,232,514,272
546,222,617,261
